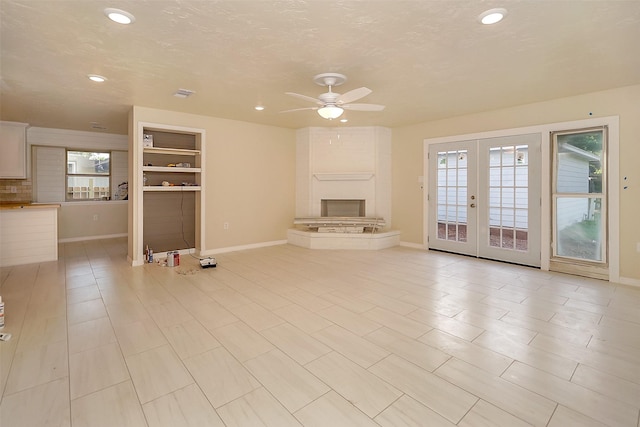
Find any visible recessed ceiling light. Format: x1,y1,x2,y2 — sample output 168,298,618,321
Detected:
254,105,265,111
88,74,107,82
478,8,507,25
340,118,348,123
104,8,135,25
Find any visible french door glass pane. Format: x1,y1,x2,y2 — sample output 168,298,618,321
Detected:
436,150,468,242
556,197,603,261
488,146,528,251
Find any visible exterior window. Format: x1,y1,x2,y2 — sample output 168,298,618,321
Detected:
66,150,111,200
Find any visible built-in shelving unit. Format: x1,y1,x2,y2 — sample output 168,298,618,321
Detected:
129,122,206,266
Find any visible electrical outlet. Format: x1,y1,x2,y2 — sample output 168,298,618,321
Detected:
93,214,99,221
10,186,17,193
223,222,229,230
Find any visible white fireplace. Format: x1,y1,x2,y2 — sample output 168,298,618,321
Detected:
288,126,400,249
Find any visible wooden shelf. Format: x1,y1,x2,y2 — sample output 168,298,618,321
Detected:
143,185,201,192
142,166,201,173
143,147,200,156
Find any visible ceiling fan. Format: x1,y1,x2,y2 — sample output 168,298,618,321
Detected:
282,73,385,120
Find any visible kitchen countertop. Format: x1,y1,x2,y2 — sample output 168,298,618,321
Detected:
0,202,61,210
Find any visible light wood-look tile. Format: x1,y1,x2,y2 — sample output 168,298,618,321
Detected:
306,351,401,417
503,361,639,426
458,399,533,427
66,284,101,304
125,344,194,404
242,286,293,310
570,363,640,407
281,288,336,312
273,303,334,334
142,383,225,427
65,273,97,290
71,381,147,427
501,312,592,346
211,321,274,361
208,287,253,309
4,240,640,427
261,322,332,365
420,329,513,375
217,387,303,427
114,318,168,356
316,305,381,336
313,324,390,368
67,298,108,325
16,314,66,352
370,354,478,424
69,342,129,399
320,291,377,313
188,300,238,330
5,340,69,395
365,327,450,372
184,347,260,408
454,310,537,344
473,331,577,380
0,377,70,427
358,290,419,315
105,302,152,326
293,390,379,427
547,405,608,427
68,317,117,354
374,394,457,427
362,306,432,339
434,358,555,426
244,349,330,412
530,333,640,385
229,302,286,331
408,307,484,341
161,319,221,360
141,300,194,328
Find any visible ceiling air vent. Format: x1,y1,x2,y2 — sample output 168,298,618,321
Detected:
174,88,195,98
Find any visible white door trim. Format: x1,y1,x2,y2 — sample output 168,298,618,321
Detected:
423,116,620,282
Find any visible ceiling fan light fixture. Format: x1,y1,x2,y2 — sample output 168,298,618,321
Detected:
478,8,507,25
317,106,344,120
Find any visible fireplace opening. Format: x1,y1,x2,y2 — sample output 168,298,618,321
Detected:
321,199,365,217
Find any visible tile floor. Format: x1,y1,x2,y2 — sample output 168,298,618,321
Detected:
1,237,640,427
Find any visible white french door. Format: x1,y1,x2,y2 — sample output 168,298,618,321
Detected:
428,134,541,267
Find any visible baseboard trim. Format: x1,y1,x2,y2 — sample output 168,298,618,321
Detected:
399,241,425,250
59,233,127,243
618,276,640,287
200,240,288,256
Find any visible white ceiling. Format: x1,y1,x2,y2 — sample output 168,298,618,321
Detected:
1,0,639,135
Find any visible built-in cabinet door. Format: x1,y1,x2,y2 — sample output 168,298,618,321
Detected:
0,121,28,178
428,133,541,267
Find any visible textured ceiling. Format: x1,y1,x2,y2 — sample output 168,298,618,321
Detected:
1,0,639,135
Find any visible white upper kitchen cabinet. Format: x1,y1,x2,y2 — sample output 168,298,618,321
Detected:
0,121,29,178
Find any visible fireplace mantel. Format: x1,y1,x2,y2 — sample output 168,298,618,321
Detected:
313,173,374,181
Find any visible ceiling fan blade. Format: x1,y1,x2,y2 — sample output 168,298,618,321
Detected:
342,103,385,111
337,87,372,104
279,107,318,113
285,92,322,105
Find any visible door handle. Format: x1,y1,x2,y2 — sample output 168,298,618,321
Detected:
470,203,476,208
